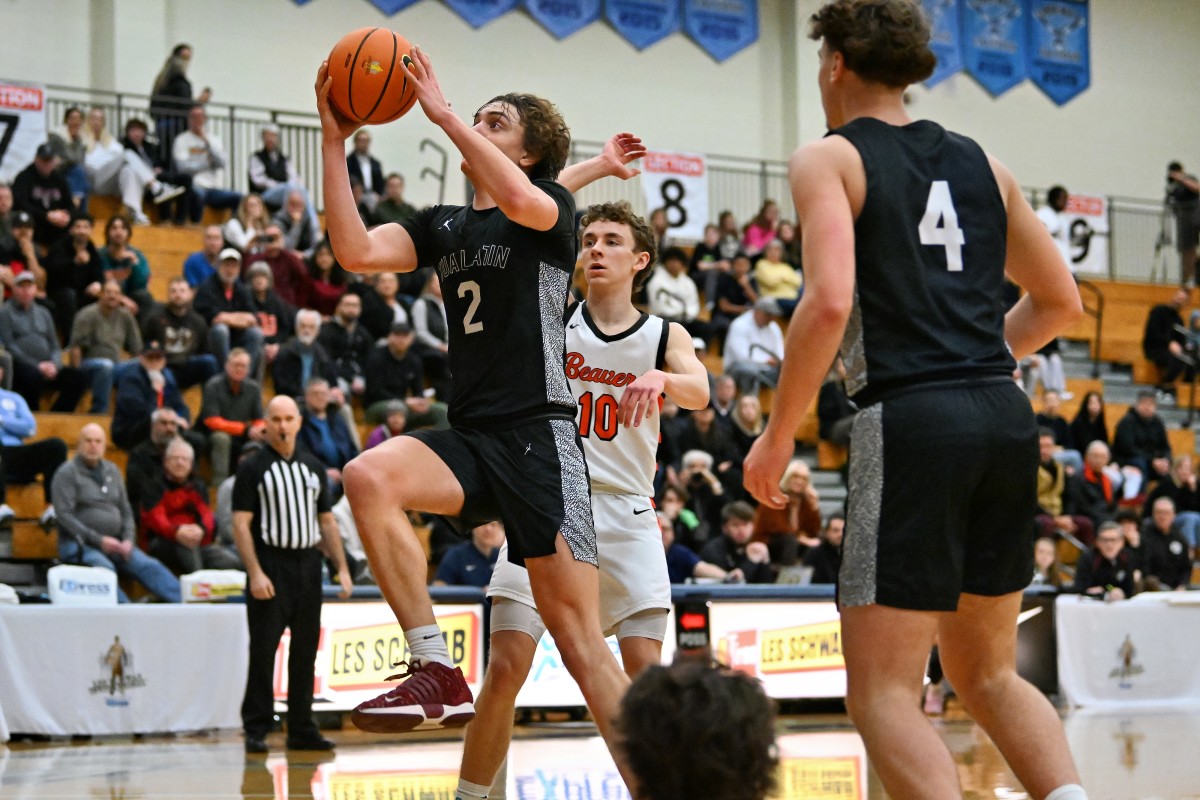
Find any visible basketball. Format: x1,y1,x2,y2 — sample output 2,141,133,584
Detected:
326,27,418,125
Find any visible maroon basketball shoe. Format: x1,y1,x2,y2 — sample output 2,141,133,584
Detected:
351,660,476,733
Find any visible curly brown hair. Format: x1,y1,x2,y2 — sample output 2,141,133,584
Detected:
809,0,936,88
578,201,657,292
617,662,778,800
479,93,570,181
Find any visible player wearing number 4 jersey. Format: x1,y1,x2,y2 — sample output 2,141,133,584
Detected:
743,3,1086,800
455,201,709,800
315,48,641,770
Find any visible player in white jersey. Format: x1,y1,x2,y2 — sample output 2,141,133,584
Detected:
454,201,710,800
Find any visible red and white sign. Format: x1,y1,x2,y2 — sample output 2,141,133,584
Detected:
642,150,708,242
1065,191,1109,275
0,82,47,184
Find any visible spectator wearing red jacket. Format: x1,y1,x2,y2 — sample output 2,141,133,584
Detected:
140,437,241,574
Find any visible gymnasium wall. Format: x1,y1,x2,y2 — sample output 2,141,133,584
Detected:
2,0,1197,208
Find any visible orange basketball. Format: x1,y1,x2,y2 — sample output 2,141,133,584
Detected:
326,27,418,125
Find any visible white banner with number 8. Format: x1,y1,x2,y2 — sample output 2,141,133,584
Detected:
0,83,47,184
641,151,709,243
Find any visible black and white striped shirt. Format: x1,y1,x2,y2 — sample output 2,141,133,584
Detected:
232,446,331,550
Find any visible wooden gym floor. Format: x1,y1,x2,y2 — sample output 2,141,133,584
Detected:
2,706,1198,799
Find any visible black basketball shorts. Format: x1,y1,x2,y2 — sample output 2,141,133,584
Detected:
407,416,596,568
838,378,1037,612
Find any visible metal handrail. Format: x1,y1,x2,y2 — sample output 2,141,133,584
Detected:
1075,278,1105,378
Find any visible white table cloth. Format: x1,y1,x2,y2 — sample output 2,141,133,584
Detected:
0,605,248,741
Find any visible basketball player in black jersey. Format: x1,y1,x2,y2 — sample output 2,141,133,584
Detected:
744,3,1087,800
314,50,633,772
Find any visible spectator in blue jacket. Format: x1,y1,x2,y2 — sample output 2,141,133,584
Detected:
110,343,200,453
433,521,504,588
0,365,68,524
297,377,358,496
182,225,225,287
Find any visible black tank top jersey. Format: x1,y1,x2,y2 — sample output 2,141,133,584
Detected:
830,118,1016,406
401,179,577,429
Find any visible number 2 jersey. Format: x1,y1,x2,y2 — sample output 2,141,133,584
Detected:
829,118,1016,407
565,301,669,498
400,179,577,430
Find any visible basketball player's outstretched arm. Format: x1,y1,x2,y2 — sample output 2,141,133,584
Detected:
618,322,710,428
744,139,858,509
403,46,559,231
315,62,419,275
992,156,1084,359
558,133,646,193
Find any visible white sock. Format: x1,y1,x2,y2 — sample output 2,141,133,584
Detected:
455,779,489,800
489,757,509,800
1044,784,1088,800
405,625,452,667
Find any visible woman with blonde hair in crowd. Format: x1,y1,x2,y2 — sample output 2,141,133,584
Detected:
223,193,271,253
730,393,765,461
82,108,182,226
752,458,821,565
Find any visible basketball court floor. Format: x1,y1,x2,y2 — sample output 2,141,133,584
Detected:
2,705,1197,799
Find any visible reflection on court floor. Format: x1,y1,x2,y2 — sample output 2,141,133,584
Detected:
0,711,1196,799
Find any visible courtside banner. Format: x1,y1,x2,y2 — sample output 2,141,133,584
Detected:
641,150,708,242
683,0,758,63
1028,0,1090,105
921,0,964,88
272,602,484,711
0,82,46,184
524,0,603,39
1063,191,1107,275
606,0,681,50
710,600,847,699
960,0,1029,97
775,732,869,800
515,610,676,708
443,0,522,28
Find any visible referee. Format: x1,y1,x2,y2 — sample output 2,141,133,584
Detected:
233,395,352,754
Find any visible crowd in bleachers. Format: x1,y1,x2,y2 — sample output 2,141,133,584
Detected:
1,70,1195,602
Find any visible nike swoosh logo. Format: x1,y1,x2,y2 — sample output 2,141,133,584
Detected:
633,508,652,515
569,323,579,329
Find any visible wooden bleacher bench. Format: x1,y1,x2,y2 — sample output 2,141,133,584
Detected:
8,520,57,561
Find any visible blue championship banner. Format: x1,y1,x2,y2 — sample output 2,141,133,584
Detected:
683,0,758,63
443,0,522,28
921,0,963,88
524,0,603,39
605,0,681,50
366,0,425,12
1028,0,1090,105
960,0,1028,96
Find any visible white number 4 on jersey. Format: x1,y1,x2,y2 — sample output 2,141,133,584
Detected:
918,181,966,272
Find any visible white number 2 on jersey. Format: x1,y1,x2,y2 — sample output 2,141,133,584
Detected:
458,280,483,334
918,181,966,272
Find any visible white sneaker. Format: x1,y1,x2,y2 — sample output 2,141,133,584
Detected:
39,505,56,529
0,504,14,524
151,182,186,204
126,207,152,226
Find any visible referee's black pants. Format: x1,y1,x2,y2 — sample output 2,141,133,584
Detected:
242,546,323,740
